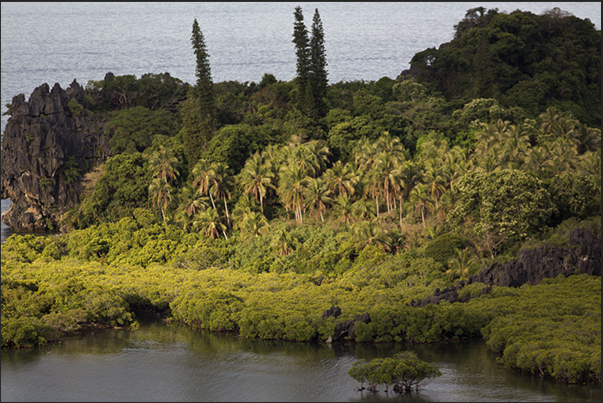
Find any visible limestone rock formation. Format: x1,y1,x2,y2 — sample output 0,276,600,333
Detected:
334,312,370,340
1,81,111,231
409,227,601,308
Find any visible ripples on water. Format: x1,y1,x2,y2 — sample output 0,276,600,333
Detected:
1,320,600,402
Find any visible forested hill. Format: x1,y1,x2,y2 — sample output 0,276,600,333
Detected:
407,7,601,126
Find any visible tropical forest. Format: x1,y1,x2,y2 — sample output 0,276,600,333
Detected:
1,6,601,387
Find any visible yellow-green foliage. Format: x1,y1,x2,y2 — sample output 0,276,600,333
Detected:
479,274,601,384
1,221,600,385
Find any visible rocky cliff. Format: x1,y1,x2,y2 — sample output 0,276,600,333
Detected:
1,81,110,232
409,226,601,307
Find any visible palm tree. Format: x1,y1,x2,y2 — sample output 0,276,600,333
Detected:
192,158,217,209
539,107,559,134
409,183,434,228
232,194,259,223
323,160,357,197
500,124,530,169
573,123,601,154
441,149,469,194
209,162,234,230
523,145,546,174
239,210,269,239
373,151,403,213
381,229,407,254
303,177,331,222
278,164,309,224
551,116,575,140
398,160,423,200
445,248,479,280
353,137,379,172
270,228,298,256
577,149,601,184
297,140,330,177
149,177,173,222
351,198,376,222
374,133,407,160
147,145,179,185
333,194,354,224
423,162,446,204
349,219,385,250
237,152,275,212
548,138,578,174
193,206,227,240
178,185,208,217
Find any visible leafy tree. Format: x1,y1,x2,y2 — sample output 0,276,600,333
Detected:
106,106,181,154
451,169,557,252
349,351,441,393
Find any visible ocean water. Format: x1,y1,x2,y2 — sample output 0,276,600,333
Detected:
1,2,601,240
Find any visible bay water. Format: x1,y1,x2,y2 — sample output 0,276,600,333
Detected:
1,3,601,401
1,317,599,402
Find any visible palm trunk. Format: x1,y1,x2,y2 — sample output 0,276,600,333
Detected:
399,197,403,228
421,206,426,228
223,198,231,230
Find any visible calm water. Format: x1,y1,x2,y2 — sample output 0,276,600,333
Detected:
1,3,602,401
1,318,600,402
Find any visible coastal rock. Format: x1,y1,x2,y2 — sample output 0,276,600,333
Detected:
334,312,370,340
409,227,601,307
1,81,111,231
321,305,342,319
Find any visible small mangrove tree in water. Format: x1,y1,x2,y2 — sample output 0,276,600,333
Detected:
348,351,442,393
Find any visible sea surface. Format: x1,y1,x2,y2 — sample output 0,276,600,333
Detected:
1,2,600,240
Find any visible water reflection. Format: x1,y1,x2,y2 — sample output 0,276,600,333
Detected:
1,319,599,402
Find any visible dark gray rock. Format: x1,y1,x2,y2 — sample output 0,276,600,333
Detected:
1,81,110,231
334,312,370,340
409,227,601,308
322,305,342,319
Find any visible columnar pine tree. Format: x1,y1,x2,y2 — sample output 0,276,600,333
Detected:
292,6,311,114
293,7,329,119
310,8,328,118
179,19,216,170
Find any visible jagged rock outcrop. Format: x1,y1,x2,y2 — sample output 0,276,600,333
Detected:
1,81,110,232
321,305,342,319
334,312,370,340
396,65,420,81
409,227,601,308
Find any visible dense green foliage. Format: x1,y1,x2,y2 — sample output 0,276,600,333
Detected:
410,7,601,126
1,6,600,387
